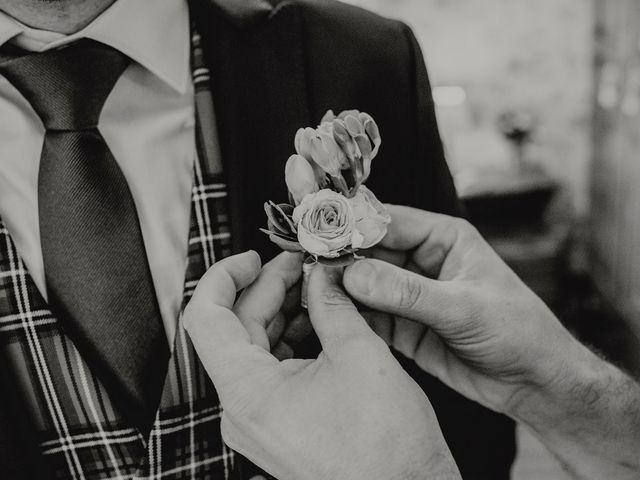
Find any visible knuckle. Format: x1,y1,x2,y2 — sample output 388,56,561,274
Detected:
392,273,425,312
456,219,482,243
451,218,474,236
455,217,473,231
182,301,201,332
182,298,218,333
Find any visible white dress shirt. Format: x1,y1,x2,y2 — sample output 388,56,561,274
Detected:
0,0,196,343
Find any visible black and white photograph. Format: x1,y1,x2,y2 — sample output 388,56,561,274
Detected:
0,0,638,479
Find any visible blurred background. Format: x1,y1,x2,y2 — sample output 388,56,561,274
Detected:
343,0,640,478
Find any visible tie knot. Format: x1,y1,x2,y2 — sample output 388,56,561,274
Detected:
0,40,129,131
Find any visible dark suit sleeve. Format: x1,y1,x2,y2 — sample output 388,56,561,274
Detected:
399,23,464,217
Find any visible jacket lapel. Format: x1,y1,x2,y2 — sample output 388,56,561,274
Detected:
192,0,312,257
203,0,273,28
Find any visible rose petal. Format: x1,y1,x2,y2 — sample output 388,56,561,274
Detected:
351,228,364,249
293,189,358,256
349,186,391,249
297,226,332,255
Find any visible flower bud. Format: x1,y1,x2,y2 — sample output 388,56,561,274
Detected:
309,132,345,175
285,154,319,205
294,127,315,160
333,119,363,181
295,127,330,188
329,110,382,185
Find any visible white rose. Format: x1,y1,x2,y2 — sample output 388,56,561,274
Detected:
293,189,364,257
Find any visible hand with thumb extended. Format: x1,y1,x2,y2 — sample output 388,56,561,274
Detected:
343,205,589,417
185,251,460,480
343,205,640,480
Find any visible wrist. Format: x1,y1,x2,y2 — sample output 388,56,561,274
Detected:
387,440,460,480
505,334,601,428
508,342,640,478
508,336,629,436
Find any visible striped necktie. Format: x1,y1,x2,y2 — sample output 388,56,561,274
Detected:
0,40,169,433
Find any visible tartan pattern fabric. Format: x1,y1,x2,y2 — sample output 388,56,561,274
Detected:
137,158,235,480
0,28,236,479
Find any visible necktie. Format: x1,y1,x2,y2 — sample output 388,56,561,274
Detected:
0,40,169,432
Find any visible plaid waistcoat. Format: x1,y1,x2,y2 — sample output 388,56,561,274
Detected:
0,29,236,479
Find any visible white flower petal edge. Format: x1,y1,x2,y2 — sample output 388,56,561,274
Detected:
349,186,391,249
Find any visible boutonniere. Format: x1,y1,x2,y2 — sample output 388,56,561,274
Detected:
262,110,391,306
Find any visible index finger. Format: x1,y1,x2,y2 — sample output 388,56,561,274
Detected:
380,205,460,251
184,252,279,390
233,252,304,349
380,205,464,278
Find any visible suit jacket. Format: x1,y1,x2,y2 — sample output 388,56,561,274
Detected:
0,0,515,478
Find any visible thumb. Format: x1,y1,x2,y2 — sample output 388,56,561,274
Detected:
184,251,278,391
307,264,378,355
343,259,462,333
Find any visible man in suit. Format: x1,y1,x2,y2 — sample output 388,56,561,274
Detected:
0,0,515,478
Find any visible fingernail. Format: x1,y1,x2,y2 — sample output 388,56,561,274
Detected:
345,260,376,295
245,250,262,268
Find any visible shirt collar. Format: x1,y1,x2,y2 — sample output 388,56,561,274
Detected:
0,0,191,93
